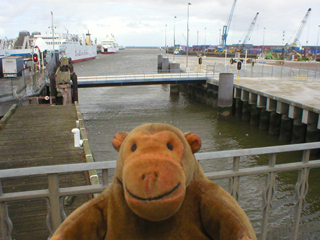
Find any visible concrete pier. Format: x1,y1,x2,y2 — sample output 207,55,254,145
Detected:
157,54,163,71
292,119,306,143
170,84,179,94
166,57,320,143
170,63,180,73
169,55,320,144
162,57,170,73
279,114,293,142
158,55,182,74
250,105,261,126
179,77,319,144
218,73,234,117
259,108,270,131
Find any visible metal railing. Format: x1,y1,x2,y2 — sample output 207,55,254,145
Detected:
77,72,213,82
1,142,320,239
213,62,320,81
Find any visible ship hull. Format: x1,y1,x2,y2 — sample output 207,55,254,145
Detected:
101,48,119,54
60,43,97,63
71,56,96,63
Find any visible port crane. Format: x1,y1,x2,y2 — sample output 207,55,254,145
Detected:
220,0,237,51
291,8,311,47
241,12,259,47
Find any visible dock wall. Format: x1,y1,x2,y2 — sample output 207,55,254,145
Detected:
157,55,320,144
75,101,99,188
179,81,320,144
0,104,18,130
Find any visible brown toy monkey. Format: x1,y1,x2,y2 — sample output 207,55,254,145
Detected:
50,123,256,240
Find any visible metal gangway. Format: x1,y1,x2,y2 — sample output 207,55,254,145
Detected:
76,72,212,87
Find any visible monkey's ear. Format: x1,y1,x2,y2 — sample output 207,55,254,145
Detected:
112,132,129,151
184,132,202,153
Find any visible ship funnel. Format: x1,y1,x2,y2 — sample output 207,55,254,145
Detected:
86,32,92,46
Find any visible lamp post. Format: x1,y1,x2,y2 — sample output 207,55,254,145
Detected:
173,16,177,61
165,24,167,55
51,11,55,62
186,2,191,71
204,27,206,56
316,25,320,61
197,30,199,46
263,27,266,58
174,16,177,50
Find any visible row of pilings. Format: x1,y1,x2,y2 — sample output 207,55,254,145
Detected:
157,54,320,145
184,82,320,145
158,55,180,73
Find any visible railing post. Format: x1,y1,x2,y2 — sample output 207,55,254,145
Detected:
0,180,13,240
260,153,276,240
102,169,109,188
47,174,62,232
292,150,310,240
229,156,240,201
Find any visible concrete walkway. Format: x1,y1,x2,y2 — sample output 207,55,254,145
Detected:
170,54,320,111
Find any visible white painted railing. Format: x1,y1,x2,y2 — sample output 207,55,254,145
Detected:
0,142,320,239
77,72,211,82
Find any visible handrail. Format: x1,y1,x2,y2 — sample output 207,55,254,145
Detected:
1,142,319,179
0,161,116,179
195,141,320,160
77,72,210,82
0,142,320,240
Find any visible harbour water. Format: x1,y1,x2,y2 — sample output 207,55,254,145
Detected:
74,48,320,239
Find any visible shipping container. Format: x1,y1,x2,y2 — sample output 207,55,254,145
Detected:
2,56,24,77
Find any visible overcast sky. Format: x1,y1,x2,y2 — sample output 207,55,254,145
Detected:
1,0,319,47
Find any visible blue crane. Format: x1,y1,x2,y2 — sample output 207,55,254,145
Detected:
220,0,237,51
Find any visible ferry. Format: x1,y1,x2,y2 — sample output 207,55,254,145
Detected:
100,34,119,54
0,31,36,57
33,32,97,63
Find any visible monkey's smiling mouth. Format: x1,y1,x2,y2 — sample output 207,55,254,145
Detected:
125,183,181,201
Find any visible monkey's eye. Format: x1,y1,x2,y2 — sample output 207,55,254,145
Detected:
131,144,137,152
167,143,174,151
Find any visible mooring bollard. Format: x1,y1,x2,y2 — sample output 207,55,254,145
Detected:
71,128,83,147
162,57,170,73
157,54,163,71
170,62,180,73
218,73,234,117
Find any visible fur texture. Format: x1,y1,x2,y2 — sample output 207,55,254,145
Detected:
50,123,256,240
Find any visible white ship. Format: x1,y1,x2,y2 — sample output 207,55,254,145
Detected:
33,32,97,63
0,31,36,57
100,34,119,54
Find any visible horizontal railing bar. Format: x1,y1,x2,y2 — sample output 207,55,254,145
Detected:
0,161,117,179
1,142,319,179
2,160,320,203
77,73,208,81
59,184,106,196
0,185,107,202
195,142,320,160
205,159,320,180
0,189,49,202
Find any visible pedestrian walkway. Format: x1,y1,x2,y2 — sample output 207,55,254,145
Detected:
0,105,90,239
